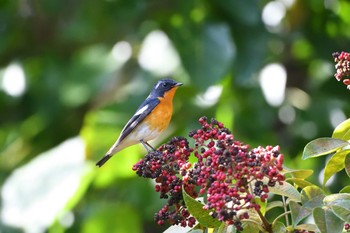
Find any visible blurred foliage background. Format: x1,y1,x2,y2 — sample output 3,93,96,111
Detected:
1,0,350,232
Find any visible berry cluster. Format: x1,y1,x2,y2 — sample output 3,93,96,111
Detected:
132,117,285,231
132,137,196,227
333,51,350,89
187,117,285,230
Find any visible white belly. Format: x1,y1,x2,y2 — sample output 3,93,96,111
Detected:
133,123,160,142
114,123,160,150
106,121,163,155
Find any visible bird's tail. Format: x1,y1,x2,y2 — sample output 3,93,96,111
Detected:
96,153,112,167
96,140,122,167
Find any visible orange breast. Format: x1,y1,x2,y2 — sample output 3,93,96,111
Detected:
145,87,179,132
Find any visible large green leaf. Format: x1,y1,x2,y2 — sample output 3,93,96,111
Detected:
282,167,314,179
164,225,199,233
266,201,283,212
346,153,350,177
323,150,349,186
313,207,344,233
340,185,350,193
215,223,232,233
187,230,203,233
331,201,350,222
332,118,350,140
286,178,314,189
324,193,350,205
254,197,267,215
289,201,312,227
324,193,350,222
302,138,349,160
182,187,222,228
293,224,320,232
241,221,260,233
241,210,262,233
272,221,286,233
301,186,325,209
268,181,301,202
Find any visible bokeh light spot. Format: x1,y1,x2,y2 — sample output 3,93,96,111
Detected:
278,104,296,125
259,63,287,107
1,63,26,97
112,41,132,64
195,85,223,107
330,108,346,129
262,1,286,28
138,30,180,76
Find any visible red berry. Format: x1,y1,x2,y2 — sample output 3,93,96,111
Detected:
344,79,350,85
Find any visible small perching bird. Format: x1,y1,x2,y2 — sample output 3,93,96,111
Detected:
96,79,182,167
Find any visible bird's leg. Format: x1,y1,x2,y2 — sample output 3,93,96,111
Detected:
140,140,156,152
145,141,156,151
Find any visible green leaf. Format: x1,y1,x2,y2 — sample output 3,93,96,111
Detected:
286,178,314,189
293,224,320,232
215,223,231,233
289,201,312,227
313,207,344,233
241,210,262,233
322,193,350,224
282,167,314,179
241,221,260,233
254,197,267,215
323,193,350,205
164,225,200,233
302,138,349,160
301,186,325,209
331,201,350,222
266,201,283,212
340,185,350,193
268,181,301,202
187,230,203,233
323,150,349,186
272,221,286,233
182,187,222,228
332,118,350,140
346,153,350,177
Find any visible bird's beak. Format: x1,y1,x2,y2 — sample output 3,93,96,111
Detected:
175,82,183,87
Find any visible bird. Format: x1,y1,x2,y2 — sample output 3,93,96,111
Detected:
96,79,183,167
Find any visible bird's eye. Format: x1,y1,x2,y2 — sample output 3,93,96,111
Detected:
162,82,168,87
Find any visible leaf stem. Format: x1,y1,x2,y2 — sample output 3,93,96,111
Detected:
272,210,291,227
281,195,290,226
256,208,273,233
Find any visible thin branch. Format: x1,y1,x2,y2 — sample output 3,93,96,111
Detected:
272,210,291,227
281,196,290,226
256,208,273,233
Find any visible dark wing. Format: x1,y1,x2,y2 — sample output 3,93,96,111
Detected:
117,97,160,143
